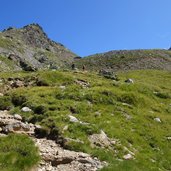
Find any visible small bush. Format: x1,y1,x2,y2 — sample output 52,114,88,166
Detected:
35,126,50,138
36,79,49,86
34,105,47,114
0,96,12,110
11,94,27,106
117,93,138,105
155,92,171,99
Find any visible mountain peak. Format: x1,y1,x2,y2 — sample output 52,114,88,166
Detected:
22,23,45,34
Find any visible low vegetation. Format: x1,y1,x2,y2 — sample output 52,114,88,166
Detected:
0,69,171,171
0,134,40,171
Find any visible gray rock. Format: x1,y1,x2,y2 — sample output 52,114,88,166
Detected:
125,78,134,84
68,115,79,123
14,114,22,120
3,124,14,133
123,153,133,160
167,137,171,140
20,123,30,131
59,85,66,90
89,130,115,148
21,107,32,112
154,117,161,123
63,125,68,131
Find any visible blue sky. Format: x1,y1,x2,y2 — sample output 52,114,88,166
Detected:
0,0,171,56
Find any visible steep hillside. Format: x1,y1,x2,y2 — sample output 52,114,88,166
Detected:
75,49,171,71
0,24,76,71
0,70,170,171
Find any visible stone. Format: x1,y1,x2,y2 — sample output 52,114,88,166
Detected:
68,115,79,123
21,107,32,112
35,124,42,129
3,124,14,133
34,138,106,171
167,137,171,140
123,153,133,160
75,79,90,88
154,117,161,123
14,114,22,120
20,123,30,131
89,130,115,148
94,111,101,117
125,79,134,84
99,70,118,80
59,86,66,90
0,93,3,96
11,80,24,88
12,122,21,131
63,125,68,131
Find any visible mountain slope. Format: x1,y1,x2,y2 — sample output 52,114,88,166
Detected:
75,49,171,71
0,24,76,71
0,70,170,171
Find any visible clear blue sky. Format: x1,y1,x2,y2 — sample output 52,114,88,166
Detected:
0,0,171,56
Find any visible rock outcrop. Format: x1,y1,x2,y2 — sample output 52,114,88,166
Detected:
0,110,106,171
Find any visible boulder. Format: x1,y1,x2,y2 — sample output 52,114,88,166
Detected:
125,78,134,84
123,153,134,160
21,107,32,112
89,130,114,148
68,115,79,123
99,70,118,80
154,117,161,123
14,114,22,120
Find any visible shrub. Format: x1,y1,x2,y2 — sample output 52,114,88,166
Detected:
0,96,12,110
11,94,27,106
117,93,138,105
36,79,49,86
33,105,47,114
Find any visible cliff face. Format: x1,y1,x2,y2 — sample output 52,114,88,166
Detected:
0,23,77,71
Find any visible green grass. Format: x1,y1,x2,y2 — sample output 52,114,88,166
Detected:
0,134,40,171
0,55,17,71
0,36,14,49
0,69,171,171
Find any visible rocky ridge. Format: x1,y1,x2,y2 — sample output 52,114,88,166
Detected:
0,24,76,71
75,49,171,72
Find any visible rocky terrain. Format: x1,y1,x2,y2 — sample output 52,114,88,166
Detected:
0,111,106,171
0,24,76,71
75,49,171,72
0,70,170,171
0,24,171,171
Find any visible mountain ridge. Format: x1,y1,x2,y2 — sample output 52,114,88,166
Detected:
0,24,171,72
0,23,77,71
75,49,171,71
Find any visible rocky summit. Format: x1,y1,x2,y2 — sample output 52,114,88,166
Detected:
0,23,76,71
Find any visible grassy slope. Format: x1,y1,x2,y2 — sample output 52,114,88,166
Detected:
75,49,171,71
0,70,171,171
